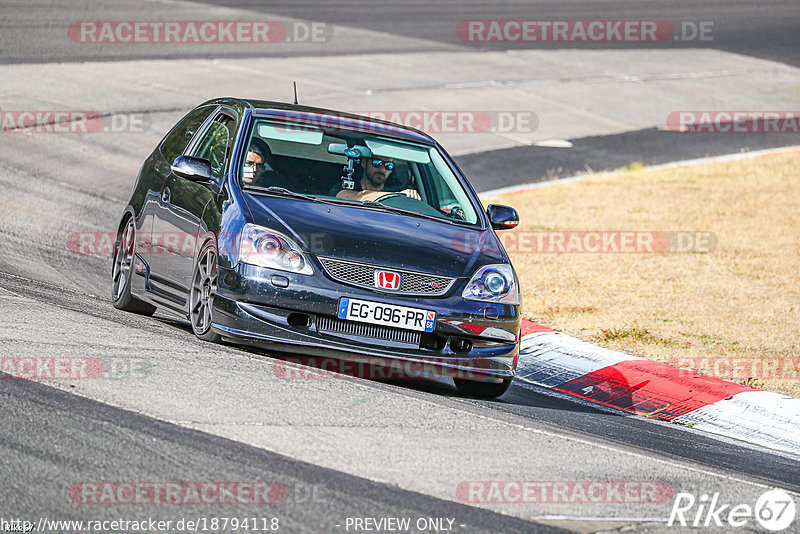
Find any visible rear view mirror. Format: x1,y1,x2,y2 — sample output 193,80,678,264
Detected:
487,204,519,230
171,156,212,182
328,143,371,158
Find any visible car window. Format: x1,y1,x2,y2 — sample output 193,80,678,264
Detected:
191,115,235,181
160,106,214,164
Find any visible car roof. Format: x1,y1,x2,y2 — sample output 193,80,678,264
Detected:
202,97,437,146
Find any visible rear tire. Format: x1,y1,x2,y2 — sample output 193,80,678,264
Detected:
189,243,222,343
111,216,156,316
454,377,512,399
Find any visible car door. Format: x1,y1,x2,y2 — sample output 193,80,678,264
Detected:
149,110,236,309
141,105,216,291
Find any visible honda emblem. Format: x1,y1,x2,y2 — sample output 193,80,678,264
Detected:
375,270,402,290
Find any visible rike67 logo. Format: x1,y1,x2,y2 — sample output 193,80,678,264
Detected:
669,489,796,531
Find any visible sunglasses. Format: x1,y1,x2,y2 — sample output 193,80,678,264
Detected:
370,159,395,170
244,160,265,168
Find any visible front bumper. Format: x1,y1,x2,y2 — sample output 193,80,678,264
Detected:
211,263,521,382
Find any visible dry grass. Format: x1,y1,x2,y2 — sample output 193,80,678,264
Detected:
492,151,800,396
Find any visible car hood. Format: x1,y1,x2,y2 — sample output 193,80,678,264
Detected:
242,193,507,278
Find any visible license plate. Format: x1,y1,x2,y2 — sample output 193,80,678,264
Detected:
337,297,436,332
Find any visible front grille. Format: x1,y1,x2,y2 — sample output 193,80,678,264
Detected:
318,257,455,296
316,315,421,345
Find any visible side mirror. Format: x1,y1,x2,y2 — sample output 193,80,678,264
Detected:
171,155,212,182
487,204,519,230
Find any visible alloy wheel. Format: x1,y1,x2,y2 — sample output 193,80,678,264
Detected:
190,247,218,336
112,218,135,302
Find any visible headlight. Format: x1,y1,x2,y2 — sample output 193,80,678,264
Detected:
462,264,519,304
239,224,313,275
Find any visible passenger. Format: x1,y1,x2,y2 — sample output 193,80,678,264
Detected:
242,138,291,190
335,156,421,201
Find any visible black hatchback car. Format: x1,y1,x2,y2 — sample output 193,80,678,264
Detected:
112,98,521,398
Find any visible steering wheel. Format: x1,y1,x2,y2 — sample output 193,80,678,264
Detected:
374,192,407,203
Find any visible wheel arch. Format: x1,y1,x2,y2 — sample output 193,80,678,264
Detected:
113,207,138,263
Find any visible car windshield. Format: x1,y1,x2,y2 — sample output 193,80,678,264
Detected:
240,117,480,225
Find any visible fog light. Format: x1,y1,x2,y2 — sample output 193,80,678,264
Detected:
287,313,312,329
421,333,447,351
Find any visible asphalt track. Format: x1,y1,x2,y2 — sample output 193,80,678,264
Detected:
219,0,800,67
2,1,799,532
2,376,561,534
5,1,798,67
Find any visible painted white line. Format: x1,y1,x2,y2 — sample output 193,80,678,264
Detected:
480,144,800,199
532,139,573,148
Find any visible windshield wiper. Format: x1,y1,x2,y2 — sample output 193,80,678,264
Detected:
358,200,391,210
359,200,457,224
255,186,314,200
248,186,342,205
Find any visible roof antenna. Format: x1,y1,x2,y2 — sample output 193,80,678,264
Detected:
292,81,298,105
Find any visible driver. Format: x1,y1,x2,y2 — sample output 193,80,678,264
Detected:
335,156,421,201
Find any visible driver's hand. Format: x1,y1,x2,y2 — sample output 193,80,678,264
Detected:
401,188,421,200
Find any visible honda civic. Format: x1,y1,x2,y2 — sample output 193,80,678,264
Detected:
112,98,521,398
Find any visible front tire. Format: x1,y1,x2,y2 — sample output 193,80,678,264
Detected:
111,216,156,316
454,377,512,399
189,243,221,342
